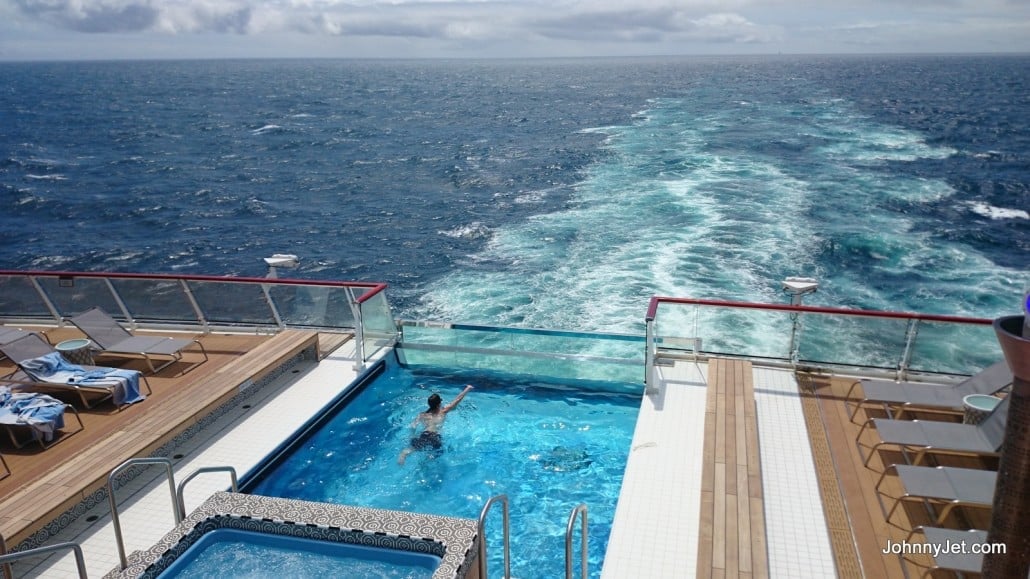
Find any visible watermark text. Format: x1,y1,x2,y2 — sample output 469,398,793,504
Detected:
882,538,1006,559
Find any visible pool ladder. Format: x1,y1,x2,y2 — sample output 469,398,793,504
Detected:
478,495,589,579
107,458,238,570
0,459,237,578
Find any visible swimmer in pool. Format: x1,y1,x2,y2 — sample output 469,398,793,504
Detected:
398,384,473,465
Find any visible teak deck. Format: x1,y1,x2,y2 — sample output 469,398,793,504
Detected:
801,372,997,578
0,326,325,548
697,358,769,579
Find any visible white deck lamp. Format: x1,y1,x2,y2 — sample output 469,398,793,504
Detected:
782,277,819,306
782,277,818,364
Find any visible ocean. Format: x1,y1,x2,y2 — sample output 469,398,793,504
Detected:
1,55,1027,334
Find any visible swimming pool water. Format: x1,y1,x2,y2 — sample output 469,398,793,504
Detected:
246,357,641,578
159,528,440,579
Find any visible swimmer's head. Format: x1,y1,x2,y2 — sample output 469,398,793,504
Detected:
428,393,442,411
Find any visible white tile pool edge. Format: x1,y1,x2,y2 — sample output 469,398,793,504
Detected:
601,362,836,578
601,360,709,578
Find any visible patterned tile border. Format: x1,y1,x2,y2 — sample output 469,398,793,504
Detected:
12,345,315,553
102,492,479,579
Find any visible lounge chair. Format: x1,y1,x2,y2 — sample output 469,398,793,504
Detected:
0,385,84,449
876,464,995,525
69,307,208,375
845,361,1012,422
0,333,150,409
903,527,988,577
0,327,33,362
858,396,1008,468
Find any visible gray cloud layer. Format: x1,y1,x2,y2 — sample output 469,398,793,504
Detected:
4,0,1030,59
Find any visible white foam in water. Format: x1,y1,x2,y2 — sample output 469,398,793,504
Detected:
967,201,1030,220
250,124,281,134
416,93,1025,363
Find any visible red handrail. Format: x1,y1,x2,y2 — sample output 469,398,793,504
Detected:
646,296,994,325
0,270,389,304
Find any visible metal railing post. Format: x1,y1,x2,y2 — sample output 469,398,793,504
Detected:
897,318,920,381
175,466,238,520
107,457,179,570
644,319,656,394
0,542,88,579
477,494,511,579
347,287,366,371
564,504,588,579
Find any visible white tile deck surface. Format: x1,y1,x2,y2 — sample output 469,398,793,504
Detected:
753,366,836,579
601,361,709,578
19,341,364,579
602,361,836,578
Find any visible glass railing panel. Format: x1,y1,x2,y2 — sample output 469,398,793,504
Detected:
267,285,356,329
186,281,276,326
649,297,998,375
358,292,396,358
907,320,1001,375
795,314,909,370
109,279,201,323
399,324,643,384
37,277,122,319
685,305,793,360
0,275,55,319
652,302,700,352
35,274,118,315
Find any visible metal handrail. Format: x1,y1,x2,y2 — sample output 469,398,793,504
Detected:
107,457,180,570
0,542,88,578
477,494,511,579
175,466,239,520
564,504,588,579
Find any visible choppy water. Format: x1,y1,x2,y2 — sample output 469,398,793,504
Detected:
1,55,1027,332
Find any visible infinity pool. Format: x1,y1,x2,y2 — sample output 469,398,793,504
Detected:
244,355,641,578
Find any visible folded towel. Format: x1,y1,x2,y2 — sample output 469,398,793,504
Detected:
21,352,145,405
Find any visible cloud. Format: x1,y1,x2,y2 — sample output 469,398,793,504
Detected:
13,0,257,33
3,0,1029,58
9,0,776,45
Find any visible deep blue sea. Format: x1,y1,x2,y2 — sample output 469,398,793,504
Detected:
1,55,1027,333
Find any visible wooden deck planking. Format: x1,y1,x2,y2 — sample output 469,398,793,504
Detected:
801,372,998,578
0,326,325,547
697,358,769,579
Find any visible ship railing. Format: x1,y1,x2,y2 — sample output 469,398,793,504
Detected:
645,296,1000,387
0,270,397,368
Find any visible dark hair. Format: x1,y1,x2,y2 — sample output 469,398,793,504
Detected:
428,393,442,411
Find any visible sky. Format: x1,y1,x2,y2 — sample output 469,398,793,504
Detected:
1,0,1029,61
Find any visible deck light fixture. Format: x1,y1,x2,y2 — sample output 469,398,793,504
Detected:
782,277,819,306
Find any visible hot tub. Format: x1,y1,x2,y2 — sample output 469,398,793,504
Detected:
158,528,441,578
103,492,479,579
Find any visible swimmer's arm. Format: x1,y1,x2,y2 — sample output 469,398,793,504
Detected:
442,385,474,413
